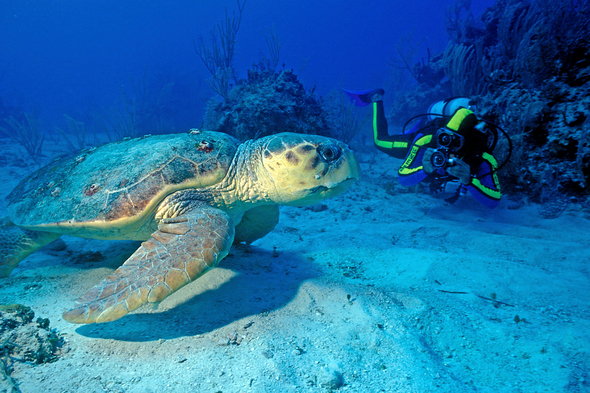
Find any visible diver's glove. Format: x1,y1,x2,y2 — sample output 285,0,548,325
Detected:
422,149,435,174
446,157,472,185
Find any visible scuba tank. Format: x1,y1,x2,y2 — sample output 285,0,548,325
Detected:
427,97,476,121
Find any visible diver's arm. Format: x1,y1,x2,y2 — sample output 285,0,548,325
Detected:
465,153,502,208
397,137,434,187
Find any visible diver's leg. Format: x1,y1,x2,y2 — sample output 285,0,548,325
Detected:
372,99,388,137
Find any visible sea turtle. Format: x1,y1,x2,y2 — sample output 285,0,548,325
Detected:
0,130,360,324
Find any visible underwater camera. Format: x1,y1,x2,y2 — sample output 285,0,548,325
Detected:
430,148,452,168
430,122,496,169
430,129,465,169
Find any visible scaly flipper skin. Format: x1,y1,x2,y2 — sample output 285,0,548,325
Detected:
63,205,234,324
0,217,61,278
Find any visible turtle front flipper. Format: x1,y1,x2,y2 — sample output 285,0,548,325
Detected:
63,206,235,324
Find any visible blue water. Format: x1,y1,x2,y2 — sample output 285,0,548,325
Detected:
3,2,590,392
0,0,493,129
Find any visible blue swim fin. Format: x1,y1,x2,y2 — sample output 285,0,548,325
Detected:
342,88,385,107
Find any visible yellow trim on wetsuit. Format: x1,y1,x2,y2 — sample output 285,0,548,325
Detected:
373,102,408,150
471,152,502,200
446,108,473,131
373,103,392,149
398,135,432,175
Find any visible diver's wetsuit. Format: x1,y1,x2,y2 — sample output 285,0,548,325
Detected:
371,100,502,209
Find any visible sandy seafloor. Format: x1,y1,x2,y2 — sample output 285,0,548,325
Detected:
0,136,589,393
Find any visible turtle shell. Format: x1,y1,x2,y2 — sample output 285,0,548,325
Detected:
6,131,239,233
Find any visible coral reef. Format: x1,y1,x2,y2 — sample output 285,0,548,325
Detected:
194,0,246,98
0,112,44,164
389,0,590,202
0,304,65,391
0,304,64,364
196,1,355,143
101,70,199,140
322,89,370,144
387,53,452,126
203,66,331,141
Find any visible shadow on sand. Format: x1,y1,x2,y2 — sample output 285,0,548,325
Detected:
73,245,320,341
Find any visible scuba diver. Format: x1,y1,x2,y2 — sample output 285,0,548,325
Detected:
344,88,503,209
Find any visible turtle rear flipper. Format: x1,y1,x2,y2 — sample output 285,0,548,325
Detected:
63,205,235,324
0,217,61,277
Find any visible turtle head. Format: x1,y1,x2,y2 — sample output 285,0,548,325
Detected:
257,133,360,206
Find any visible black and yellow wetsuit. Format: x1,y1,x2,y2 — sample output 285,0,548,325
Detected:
371,100,502,208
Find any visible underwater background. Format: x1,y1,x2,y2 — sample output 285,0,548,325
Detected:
2,0,589,203
1,0,491,135
1,0,590,392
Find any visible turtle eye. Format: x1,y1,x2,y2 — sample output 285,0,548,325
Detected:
317,143,342,163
